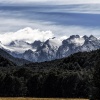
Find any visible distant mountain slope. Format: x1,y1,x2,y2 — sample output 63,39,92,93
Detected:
0,27,100,62
57,35,100,58
22,49,100,99
0,47,99,98
0,54,15,67
21,35,100,62
0,49,31,66
24,48,100,70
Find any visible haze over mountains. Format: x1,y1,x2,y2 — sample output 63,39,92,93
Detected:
0,27,100,62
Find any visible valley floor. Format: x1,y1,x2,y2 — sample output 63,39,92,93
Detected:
0,98,89,100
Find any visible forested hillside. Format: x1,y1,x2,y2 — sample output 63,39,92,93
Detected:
0,49,30,66
0,49,100,99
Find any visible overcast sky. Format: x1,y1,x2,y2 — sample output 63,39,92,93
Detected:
1,0,100,4
0,0,100,37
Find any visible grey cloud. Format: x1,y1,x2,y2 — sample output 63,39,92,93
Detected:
1,0,100,4
0,3,100,37
1,4,100,27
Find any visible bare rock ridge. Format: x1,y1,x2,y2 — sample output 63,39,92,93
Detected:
0,33,100,62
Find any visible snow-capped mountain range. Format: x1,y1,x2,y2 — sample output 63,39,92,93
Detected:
0,27,100,62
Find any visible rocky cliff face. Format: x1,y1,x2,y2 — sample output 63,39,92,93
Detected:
1,34,100,62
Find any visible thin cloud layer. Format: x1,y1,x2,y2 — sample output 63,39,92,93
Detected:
0,26,100,45
1,0,100,4
0,1,100,38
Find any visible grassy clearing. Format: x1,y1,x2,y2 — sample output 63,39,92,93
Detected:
0,98,89,100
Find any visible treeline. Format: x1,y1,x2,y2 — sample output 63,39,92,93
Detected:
0,49,100,99
0,67,89,98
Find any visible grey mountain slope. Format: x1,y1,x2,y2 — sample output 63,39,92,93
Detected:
1,35,100,62
57,35,100,59
0,55,15,67
0,49,31,66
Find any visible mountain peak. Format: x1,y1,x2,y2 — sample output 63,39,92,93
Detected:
83,35,88,38
66,35,85,46
0,34,100,62
52,37,56,39
9,41,16,46
46,37,62,47
89,35,97,41
69,35,80,39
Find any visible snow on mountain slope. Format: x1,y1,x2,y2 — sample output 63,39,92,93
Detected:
0,27,100,62
6,40,33,53
42,37,62,50
31,40,43,49
57,35,100,59
9,40,30,47
1,34,100,62
67,35,85,46
0,27,55,54
22,37,62,62
0,41,13,51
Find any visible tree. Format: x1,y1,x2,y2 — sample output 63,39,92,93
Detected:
92,61,100,100
42,72,58,97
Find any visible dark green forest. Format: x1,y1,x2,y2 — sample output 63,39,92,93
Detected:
0,49,100,99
